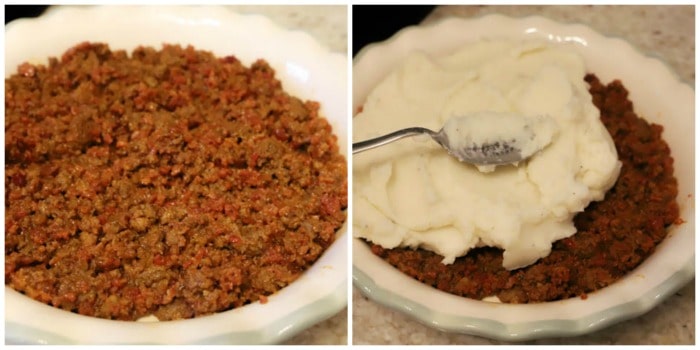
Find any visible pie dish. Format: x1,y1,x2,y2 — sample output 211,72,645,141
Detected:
352,14,694,341
5,5,347,344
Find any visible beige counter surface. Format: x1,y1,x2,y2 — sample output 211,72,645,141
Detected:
352,5,694,345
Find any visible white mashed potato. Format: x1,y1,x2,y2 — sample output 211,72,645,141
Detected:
353,39,621,270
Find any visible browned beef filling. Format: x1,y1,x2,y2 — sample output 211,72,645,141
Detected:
6,42,347,320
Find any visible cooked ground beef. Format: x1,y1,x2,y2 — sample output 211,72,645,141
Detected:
368,74,679,303
5,42,347,320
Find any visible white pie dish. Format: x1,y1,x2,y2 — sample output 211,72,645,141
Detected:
5,5,348,345
352,14,694,341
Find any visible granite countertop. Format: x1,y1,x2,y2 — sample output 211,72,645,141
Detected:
352,5,694,345
224,5,348,346
228,5,347,54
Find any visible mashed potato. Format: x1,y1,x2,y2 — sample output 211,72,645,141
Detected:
353,39,621,270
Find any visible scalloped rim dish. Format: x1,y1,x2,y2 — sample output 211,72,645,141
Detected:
352,14,694,341
5,5,348,345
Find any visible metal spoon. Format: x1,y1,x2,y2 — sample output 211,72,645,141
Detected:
352,112,558,166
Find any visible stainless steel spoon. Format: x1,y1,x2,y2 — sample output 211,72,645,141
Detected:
352,113,558,166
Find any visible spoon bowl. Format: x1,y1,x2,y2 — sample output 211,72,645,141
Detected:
352,112,558,168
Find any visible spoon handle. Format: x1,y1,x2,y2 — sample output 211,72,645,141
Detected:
353,127,436,154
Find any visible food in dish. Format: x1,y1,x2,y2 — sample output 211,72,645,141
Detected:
353,39,621,270
354,39,679,302
5,42,348,320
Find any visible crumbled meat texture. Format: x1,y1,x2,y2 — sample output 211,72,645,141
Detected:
368,74,679,303
5,42,347,320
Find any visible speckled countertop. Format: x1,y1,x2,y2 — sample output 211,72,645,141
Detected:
352,5,694,345
228,5,347,55
224,5,348,345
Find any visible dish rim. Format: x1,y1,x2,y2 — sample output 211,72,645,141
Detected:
352,13,695,342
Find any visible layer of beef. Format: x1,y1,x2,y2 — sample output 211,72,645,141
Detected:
6,43,348,320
